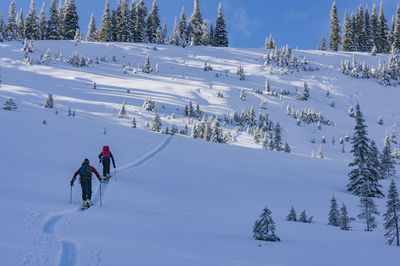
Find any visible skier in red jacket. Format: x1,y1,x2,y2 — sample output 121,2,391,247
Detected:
98,146,116,181
70,159,102,208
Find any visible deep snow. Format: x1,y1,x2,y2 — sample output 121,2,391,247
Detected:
0,40,399,265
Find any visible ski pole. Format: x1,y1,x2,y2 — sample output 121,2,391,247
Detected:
114,168,117,182
100,181,102,207
69,185,72,204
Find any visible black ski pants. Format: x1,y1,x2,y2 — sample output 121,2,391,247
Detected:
102,157,110,177
80,177,92,201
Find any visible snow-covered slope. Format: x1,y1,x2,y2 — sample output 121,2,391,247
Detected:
0,41,399,265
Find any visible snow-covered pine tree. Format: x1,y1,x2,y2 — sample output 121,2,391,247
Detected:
388,43,400,79
116,0,129,42
321,33,326,51
371,4,379,51
394,6,400,50
142,56,153,73
118,100,127,118
286,206,297,221
46,0,60,40
109,7,117,42
384,179,400,246
0,11,4,42
44,93,54,108
39,1,46,40
178,7,187,47
25,0,39,40
191,124,198,139
214,2,228,47
298,210,308,223
200,20,210,46
58,0,66,38
318,144,324,159
161,20,168,44
339,203,351,230
253,206,280,242
209,23,215,46
328,195,340,226
342,10,353,51
274,123,283,151
376,1,389,53
364,6,374,52
358,181,380,231
302,82,310,100
355,5,365,51
150,107,161,132
210,116,222,143
86,13,97,41
98,0,111,42
329,1,340,51
188,0,203,46
63,0,79,40
128,0,136,41
3,98,17,111
350,12,356,51
146,0,160,43
132,117,136,128
368,140,383,181
5,0,17,40
239,89,246,101
170,17,179,45
381,134,396,179
347,104,383,197
134,0,147,42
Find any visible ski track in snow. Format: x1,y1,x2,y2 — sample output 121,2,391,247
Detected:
27,136,173,266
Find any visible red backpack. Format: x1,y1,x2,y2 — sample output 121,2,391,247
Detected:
102,146,110,157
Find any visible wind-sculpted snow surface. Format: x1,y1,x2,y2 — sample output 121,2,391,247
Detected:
0,41,399,265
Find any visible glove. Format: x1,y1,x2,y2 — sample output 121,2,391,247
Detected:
113,164,116,168
70,179,74,186
99,159,102,163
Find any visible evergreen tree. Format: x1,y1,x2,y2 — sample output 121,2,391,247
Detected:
329,1,340,51
358,181,380,231
302,81,310,100
389,43,400,79
328,195,340,226
390,15,395,46
170,16,179,45
142,56,153,73
133,0,147,42
210,116,222,143
393,6,400,49
178,7,187,47
58,0,65,38
364,6,374,52
298,210,308,223
146,0,160,43
209,23,215,46
118,100,127,118
214,2,228,47
161,20,168,44
274,123,283,151
321,33,326,51
384,179,400,246
347,104,383,197
128,0,136,41
350,12,357,50
342,10,353,51
63,0,79,40
189,0,203,46
39,1,46,40
0,11,4,42
339,203,351,230
355,5,365,51
150,108,161,132
25,0,39,40
377,1,389,53
46,0,60,40
109,7,117,41
284,142,291,153
371,4,379,51
132,117,137,128
201,20,210,46
17,8,25,40
116,0,129,42
98,0,111,42
253,206,280,242
6,0,17,40
44,93,54,108
286,206,297,221
381,135,396,179
368,140,383,181
86,13,97,41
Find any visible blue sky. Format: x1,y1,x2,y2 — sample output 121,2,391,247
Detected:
0,0,398,49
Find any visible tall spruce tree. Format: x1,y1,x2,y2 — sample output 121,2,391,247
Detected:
286,206,297,221
134,0,147,42
6,0,17,40
58,0,65,38
389,43,400,79
347,104,383,198
358,181,380,231
384,179,400,246
128,0,136,41
371,4,379,51
189,0,203,46
86,13,97,41
321,33,326,51
146,0,160,43
368,140,383,181
342,10,353,51
39,1,46,40
209,23,215,46
328,195,340,226
178,7,187,47
274,122,283,151
329,1,340,51
214,2,228,47
161,20,168,44
393,6,400,49
201,20,210,46
355,5,365,51
17,8,25,40
25,0,39,40
350,12,357,51
377,1,389,53
339,203,351,230
110,9,117,41
46,0,60,40
98,0,111,42
364,6,374,52
381,135,396,179
170,16,179,45
0,11,5,41
116,0,129,42
63,0,79,40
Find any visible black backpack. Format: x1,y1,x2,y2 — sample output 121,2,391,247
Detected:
79,164,90,177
